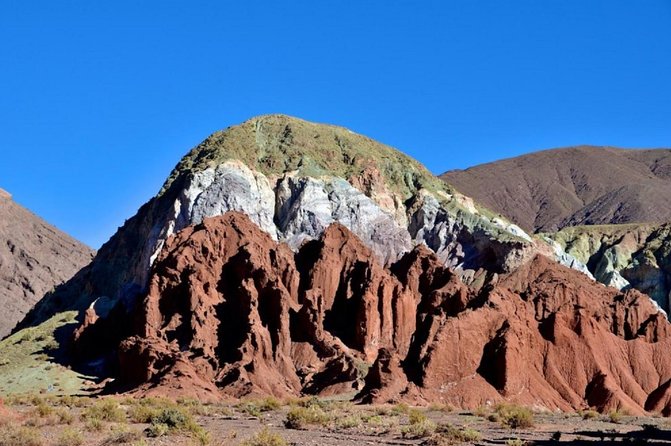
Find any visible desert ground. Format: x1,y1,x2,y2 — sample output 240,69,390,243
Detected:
0,395,669,446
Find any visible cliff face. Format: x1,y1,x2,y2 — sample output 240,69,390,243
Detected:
73,212,671,415
441,146,671,233
0,190,93,337
545,224,671,312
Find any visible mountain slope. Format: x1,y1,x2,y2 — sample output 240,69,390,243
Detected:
545,223,671,311
441,146,671,233
0,189,93,337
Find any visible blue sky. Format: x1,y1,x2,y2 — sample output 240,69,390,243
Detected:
1,1,670,248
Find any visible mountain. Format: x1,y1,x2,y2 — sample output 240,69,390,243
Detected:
545,223,671,312
90,212,671,415
0,188,94,337
5,115,670,414
20,114,539,330
441,146,671,233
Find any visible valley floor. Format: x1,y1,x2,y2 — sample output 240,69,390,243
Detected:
0,395,669,445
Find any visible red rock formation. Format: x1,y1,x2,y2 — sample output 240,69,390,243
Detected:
78,212,671,414
363,256,671,415
110,212,415,399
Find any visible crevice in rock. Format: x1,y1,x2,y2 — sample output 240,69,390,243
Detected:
476,321,510,391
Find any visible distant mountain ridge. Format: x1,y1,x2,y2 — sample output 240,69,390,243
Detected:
441,146,671,233
0,190,94,337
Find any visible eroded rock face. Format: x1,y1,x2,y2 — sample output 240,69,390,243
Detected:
80,213,671,415
547,224,671,312
363,256,671,414
106,212,416,398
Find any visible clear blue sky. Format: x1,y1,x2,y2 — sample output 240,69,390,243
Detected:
1,1,670,248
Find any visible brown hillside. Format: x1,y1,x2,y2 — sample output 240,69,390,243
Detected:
0,189,94,337
441,146,671,232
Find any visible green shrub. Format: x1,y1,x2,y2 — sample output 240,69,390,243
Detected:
258,397,281,411
392,402,410,414
241,428,287,446
33,401,53,418
98,425,143,446
55,408,75,425
85,418,105,432
433,423,482,444
473,405,489,417
148,407,209,444
336,415,362,429
363,414,385,426
428,403,454,413
237,402,262,418
128,405,160,424
494,404,534,429
295,396,329,410
176,398,208,416
284,406,330,429
400,419,436,438
408,408,427,424
0,424,42,446
145,422,169,438
608,409,624,424
82,399,126,423
579,409,599,420
150,407,190,429
55,428,83,446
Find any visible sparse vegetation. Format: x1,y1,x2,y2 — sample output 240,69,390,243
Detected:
426,423,482,444
0,312,88,396
608,409,625,424
401,408,436,438
284,406,330,429
55,427,84,446
0,391,657,445
55,408,75,424
494,404,534,429
148,407,210,444
84,418,105,432
400,419,437,439
392,402,411,414
474,405,489,417
99,428,142,446
408,408,428,424
81,399,125,423
579,409,599,420
127,404,160,424
336,414,362,429
240,428,288,446
428,403,455,413
145,422,169,438
0,424,43,446
237,397,282,418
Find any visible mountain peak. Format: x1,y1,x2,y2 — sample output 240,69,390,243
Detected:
441,145,671,232
160,114,446,203
0,188,11,200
